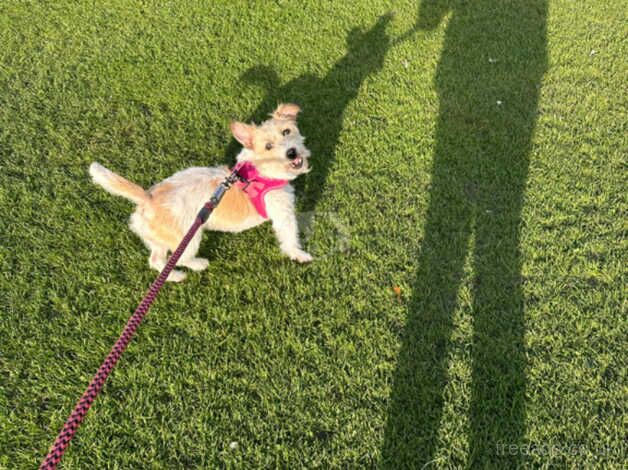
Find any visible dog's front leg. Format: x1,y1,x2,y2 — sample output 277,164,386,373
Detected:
267,189,313,263
272,213,313,263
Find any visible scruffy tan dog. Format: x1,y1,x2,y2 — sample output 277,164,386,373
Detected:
89,103,312,282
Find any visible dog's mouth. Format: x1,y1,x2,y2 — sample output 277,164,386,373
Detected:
290,156,304,169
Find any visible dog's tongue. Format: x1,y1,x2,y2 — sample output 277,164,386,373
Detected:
292,156,303,168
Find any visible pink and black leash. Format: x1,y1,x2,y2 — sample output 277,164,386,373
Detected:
40,166,245,469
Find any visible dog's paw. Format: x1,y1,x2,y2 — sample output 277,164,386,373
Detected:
166,270,187,282
180,257,210,271
288,249,313,263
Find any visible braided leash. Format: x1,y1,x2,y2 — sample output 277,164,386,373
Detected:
40,167,244,469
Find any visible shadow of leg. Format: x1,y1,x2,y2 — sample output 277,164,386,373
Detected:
469,204,527,466
381,146,474,465
383,0,547,466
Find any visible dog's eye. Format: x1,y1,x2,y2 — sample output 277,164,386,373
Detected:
282,129,291,136
265,142,273,150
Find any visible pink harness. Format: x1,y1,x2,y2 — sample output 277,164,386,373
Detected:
233,161,288,219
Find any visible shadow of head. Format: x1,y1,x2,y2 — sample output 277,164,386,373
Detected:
347,12,393,52
240,65,280,93
241,12,393,91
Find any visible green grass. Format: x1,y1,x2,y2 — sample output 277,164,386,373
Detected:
1,0,626,468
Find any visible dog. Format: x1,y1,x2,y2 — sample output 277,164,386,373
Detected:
89,103,312,282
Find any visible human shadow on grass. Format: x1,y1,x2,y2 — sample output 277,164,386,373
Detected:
223,14,392,213
382,0,547,467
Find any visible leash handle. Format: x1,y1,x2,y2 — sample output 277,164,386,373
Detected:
40,169,243,469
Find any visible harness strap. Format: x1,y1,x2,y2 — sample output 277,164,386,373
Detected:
232,161,288,218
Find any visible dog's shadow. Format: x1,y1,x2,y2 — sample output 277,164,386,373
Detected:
199,14,393,261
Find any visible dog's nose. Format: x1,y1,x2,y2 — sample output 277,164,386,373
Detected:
286,148,297,160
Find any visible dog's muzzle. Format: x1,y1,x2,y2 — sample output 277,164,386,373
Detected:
290,156,304,169
286,147,303,169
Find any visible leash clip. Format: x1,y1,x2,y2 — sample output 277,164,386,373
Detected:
227,162,249,186
199,166,248,223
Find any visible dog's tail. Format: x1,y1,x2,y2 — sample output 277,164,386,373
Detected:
89,162,149,205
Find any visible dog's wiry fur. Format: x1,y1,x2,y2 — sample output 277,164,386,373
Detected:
90,103,312,282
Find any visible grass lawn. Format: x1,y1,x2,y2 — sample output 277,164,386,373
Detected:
1,0,626,468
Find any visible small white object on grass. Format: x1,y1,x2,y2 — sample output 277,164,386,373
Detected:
496,100,503,106
229,441,238,450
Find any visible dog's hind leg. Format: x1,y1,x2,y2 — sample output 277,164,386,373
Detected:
148,243,187,282
143,240,185,282
131,209,187,282
178,257,209,271
176,232,209,272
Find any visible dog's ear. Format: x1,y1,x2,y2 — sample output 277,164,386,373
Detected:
273,103,301,121
230,121,255,149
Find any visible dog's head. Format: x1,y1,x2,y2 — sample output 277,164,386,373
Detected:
231,103,311,180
